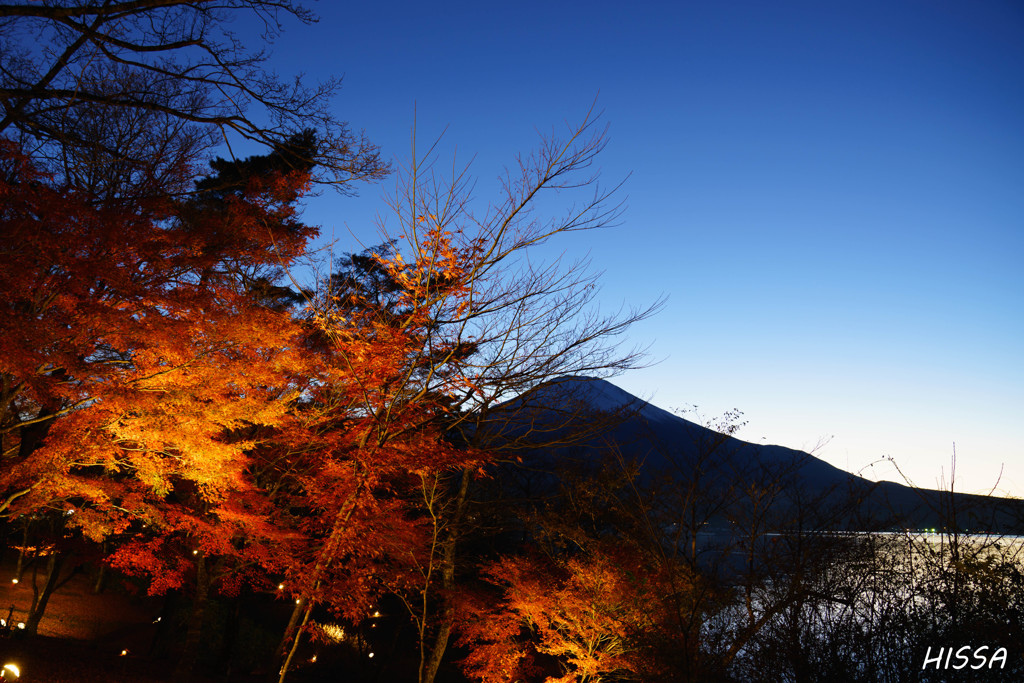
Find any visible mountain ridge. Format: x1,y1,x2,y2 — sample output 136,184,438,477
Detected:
484,376,1024,533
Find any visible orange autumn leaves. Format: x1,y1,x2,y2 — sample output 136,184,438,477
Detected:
311,221,487,431
0,142,305,507
0,135,488,609
0,143,315,597
458,545,684,683
2,124,659,681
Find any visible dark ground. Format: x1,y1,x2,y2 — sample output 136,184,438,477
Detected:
0,555,416,682
0,556,273,682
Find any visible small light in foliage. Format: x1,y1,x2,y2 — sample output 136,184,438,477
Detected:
10,579,16,584
192,550,199,555
368,652,374,659
120,649,128,657
310,655,317,663
278,583,285,590
15,623,24,630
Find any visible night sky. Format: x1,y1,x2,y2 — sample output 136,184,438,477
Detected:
259,0,1023,496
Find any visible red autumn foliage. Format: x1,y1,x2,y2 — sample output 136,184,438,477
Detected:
0,138,314,591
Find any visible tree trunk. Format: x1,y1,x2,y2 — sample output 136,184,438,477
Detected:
25,551,62,634
420,467,473,683
222,597,241,678
92,541,108,594
175,553,209,678
277,599,313,683
274,483,361,683
272,596,305,675
148,590,178,658
92,561,107,594
422,622,453,683
15,524,29,580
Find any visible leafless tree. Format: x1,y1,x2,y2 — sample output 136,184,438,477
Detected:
0,0,387,194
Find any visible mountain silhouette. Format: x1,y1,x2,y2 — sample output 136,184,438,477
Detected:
477,376,1024,534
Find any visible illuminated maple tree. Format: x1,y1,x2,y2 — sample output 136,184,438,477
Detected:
266,107,665,678
3,64,663,681
457,543,680,683
267,224,493,681
0,137,318,650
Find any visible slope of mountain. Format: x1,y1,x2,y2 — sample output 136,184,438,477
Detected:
479,376,1023,533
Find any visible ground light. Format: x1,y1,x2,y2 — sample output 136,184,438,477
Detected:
0,663,19,679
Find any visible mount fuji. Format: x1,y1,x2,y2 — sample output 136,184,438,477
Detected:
476,376,1023,533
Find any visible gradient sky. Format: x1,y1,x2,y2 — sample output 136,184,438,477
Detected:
262,0,1023,496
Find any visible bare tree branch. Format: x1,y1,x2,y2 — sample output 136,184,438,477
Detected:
0,0,388,191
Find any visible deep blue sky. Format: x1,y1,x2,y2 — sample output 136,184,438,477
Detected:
263,0,1023,496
